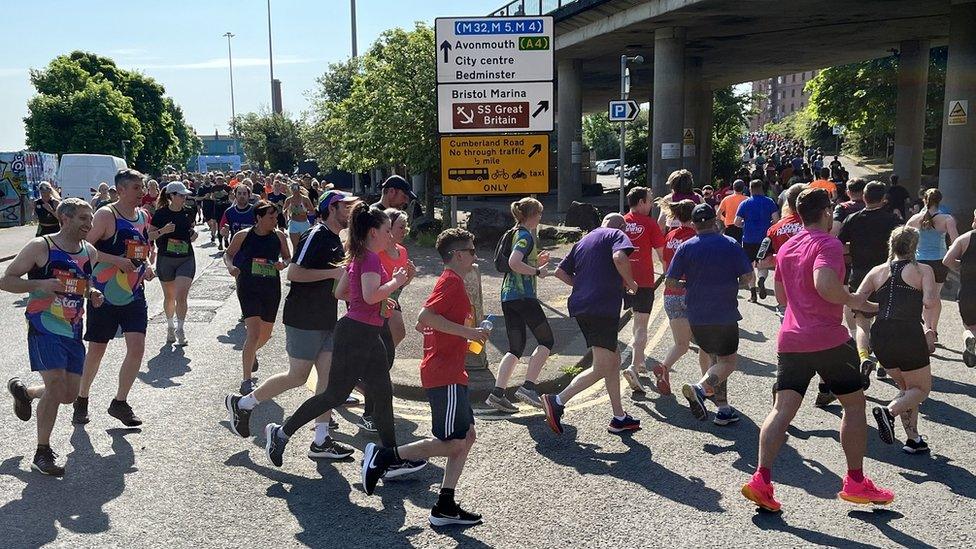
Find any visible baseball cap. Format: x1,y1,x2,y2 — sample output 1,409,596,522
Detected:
381,175,418,200
317,190,358,216
692,203,717,223
164,181,191,195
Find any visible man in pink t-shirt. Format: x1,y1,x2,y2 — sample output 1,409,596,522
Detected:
741,188,894,513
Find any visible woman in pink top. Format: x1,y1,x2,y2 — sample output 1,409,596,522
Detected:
654,200,699,395
262,203,410,465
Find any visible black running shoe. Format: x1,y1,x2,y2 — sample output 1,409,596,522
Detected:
360,442,393,495
8,377,31,421
902,437,930,455
240,378,257,396
681,383,708,421
859,360,875,390
877,367,888,380
540,394,565,434
32,446,65,477
383,459,428,479
873,406,895,444
265,423,287,467
757,277,768,300
749,288,758,303
72,396,90,425
307,437,354,460
224,394,251,438
429,504,483,527
963,333,976,368
108,399,143,427
252,358,259,373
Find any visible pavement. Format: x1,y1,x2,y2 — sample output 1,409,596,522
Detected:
0,224,39,263
2,223,976,547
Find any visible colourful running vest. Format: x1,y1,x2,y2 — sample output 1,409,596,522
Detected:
26,237,93,339
92,206,150,306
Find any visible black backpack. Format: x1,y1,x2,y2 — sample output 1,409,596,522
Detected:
493,227,518,274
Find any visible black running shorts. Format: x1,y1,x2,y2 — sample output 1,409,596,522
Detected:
871,320,930,372
624,286,655,314
919,259,949,284
691,323,739,356
776,339,862,397
575,314,619,352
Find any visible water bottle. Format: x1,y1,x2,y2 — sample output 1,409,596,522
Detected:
755,237,772,261
468,316,494,355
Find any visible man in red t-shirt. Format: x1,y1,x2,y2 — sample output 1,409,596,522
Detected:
759,183,807,273
361,228,489,527
621,186,665,393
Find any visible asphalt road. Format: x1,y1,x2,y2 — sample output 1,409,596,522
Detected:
1,227,975,548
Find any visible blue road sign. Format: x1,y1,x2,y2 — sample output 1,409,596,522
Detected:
608,100,640,122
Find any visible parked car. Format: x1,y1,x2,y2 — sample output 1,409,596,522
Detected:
57,154,128,200
598,159,620,175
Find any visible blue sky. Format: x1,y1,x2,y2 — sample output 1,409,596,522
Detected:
0,0,506,151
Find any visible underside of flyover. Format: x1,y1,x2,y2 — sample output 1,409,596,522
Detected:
551,0,951,112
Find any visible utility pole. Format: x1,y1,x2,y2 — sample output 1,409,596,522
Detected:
267,0,275,110
619,54,644,213
223,32,237,145
350,0,358,57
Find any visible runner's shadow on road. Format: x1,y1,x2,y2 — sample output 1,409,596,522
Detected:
12,296,28,308
0,428,136,547
138,345,191,388
520,417,725,513
738,328,770,343
916,396,976,434
751,512,878,548
849,509,939,549
641,398,842,500
870,448,976,501
217,323,246,350
736,355,778,379
930,373,976,399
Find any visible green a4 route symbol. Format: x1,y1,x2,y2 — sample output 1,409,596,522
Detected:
519,36,550,51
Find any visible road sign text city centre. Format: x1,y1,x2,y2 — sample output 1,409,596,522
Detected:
436,17,554,84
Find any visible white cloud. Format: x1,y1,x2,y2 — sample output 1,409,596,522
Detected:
130,56,317,71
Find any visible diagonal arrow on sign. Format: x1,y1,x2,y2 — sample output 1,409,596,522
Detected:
531,100,549,119
528,143,542,158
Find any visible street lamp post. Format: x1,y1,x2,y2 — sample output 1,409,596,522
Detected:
350,0,358,57
267,0,275,109
121,139,130,162
619,54,644,213
223,32,237,146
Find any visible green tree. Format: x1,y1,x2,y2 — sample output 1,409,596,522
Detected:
234,111,306,173
711,87,754,183
582,113,619,160
305,23,438,177
25,51,198,172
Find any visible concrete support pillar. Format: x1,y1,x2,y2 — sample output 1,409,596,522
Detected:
894,39,931,196
557,58,583,213
682,57,703,181
698,88,715,187
652,27,686,197
939,0,976,227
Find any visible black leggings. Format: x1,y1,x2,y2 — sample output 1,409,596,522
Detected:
502,298,554,358
364,321,396,419
283,317,395,447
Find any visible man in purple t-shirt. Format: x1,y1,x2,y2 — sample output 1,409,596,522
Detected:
540,214,640,438
741,188,894,513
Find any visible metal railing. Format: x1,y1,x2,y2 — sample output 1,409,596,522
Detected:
488,0,577,17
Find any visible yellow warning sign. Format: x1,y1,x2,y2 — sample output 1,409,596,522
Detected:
948,100,968,126
440,134,549,196
683,128,695,145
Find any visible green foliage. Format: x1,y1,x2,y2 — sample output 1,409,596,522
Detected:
25,51,198,172
582,114,618,160
805,47,946,159
305,23,438,177
711,87,753,183
233,111,306,173
763,109,833,151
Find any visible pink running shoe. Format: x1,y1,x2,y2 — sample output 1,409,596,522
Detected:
741,472,781,512
838,475,894,505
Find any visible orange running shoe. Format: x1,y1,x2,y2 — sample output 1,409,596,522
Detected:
652,365,672,396
838,475,894,505
741,472,781,512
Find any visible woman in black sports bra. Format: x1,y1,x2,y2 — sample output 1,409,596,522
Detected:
855,226,938,454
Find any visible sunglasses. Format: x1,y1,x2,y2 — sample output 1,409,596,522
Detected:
452,247,476,255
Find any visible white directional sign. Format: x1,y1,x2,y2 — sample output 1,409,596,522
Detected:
437,82,553,133
608,100,640,122
435,16,554,84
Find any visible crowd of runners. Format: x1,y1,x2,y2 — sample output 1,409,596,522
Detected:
3,137,976,525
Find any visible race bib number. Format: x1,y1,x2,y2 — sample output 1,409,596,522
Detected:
250,258,277,277
125,239,149,260
53,269,88,296
166,239,189,255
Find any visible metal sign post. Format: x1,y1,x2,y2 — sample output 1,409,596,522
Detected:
610,55,643,213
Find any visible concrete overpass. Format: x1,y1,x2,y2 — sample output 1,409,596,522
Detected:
491,0,976,225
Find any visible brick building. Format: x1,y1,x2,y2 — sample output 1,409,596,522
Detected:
749,70,819,131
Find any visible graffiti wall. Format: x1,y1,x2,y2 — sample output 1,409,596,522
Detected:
0,151,59,227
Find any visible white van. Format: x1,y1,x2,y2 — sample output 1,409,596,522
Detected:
56,154,128,200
